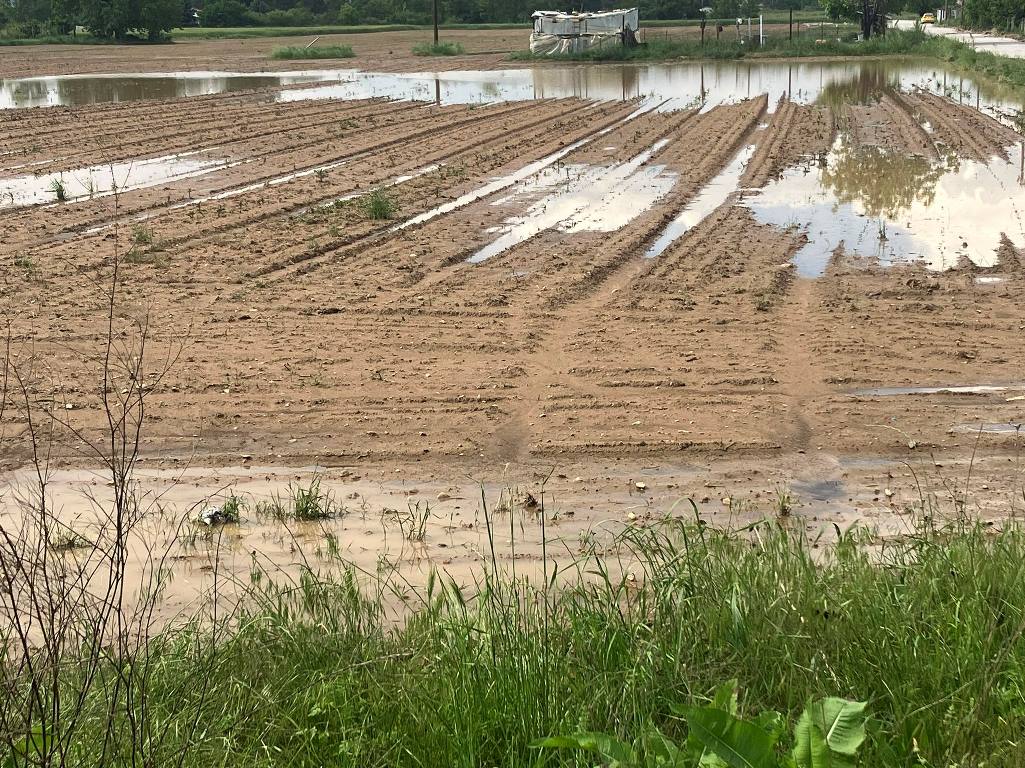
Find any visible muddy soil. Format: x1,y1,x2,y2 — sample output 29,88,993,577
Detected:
1,57,1024,612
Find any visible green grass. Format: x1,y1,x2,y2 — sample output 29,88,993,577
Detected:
269,43,354,59
412,40,465,56
360,188,397,219
48,178,67,202
5,503,1025,767
0,33,109,46
506,27,1025,91
256,476,339,520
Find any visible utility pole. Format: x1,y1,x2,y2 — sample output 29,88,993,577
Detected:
789,7,793,40
433,0,439,44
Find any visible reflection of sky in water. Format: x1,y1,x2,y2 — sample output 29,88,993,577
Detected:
744,140,1025,275
470,139,676,263
0,151,229,208
2,61,1025,119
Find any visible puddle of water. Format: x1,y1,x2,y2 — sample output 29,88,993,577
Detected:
975,275,1006,284
4,61,1025,118
0,71,333,109
644,142,756,258
792,477,847,502
851,384,1022,396
468,139,676,263
744,139,1025,275
0,151,230,209
392,103,660,232
952,422,1025,434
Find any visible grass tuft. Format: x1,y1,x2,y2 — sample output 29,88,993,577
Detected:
413,40,465,56
360,188,397,220
269,43,354,59
258,476,339,520
48,178,68,202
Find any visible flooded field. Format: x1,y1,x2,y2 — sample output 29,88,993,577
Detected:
2,55,1025,609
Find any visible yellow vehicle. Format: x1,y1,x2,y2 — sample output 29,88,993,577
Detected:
920,12,936,23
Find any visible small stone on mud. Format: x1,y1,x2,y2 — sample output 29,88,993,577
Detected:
635,482,647,491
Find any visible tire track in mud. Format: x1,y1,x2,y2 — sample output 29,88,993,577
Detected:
380,98,771,460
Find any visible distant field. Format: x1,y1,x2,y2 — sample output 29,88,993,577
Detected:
169,14,833,40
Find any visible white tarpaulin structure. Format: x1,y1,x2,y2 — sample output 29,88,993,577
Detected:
530,8,639,55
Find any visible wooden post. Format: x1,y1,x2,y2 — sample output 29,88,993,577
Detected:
433,0,439,44
789,8,793,40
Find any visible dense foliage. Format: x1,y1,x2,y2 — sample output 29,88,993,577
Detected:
962,0,1025,31
0,0,824,37
0,0,183,38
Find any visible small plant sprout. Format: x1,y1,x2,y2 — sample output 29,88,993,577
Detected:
49,177,68,202
403,500,431,542
132,224,154,245
775,484,794,516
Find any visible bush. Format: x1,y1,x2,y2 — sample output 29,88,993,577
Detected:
201,0,254,27
270,43,354,58
412,40,465,55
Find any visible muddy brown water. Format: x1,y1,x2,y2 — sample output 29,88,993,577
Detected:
3,59,1025,112
1,455,999,621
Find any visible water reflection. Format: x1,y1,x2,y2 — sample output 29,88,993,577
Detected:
817,65,899,107
3,61,1025,117
469,140,676,263
822,143,957,218
745,139,1025,274
0,151,229,208
0,71,330,109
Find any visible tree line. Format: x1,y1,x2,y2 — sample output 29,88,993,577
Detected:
2,0,819,36
2,0,185,38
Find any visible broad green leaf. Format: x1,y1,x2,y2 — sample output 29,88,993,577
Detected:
532,732,637,763
792,710,830,768
712,679,740,716
752,710,785,742
680,707,776,768
642,727,690,767
807,699,867,756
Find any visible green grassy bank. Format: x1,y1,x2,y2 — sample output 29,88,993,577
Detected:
510,27,1025,90
3,503,1024,767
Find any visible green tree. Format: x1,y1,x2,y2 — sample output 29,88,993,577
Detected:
139,0,179,37
820,0,887,37
201,0,253,25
